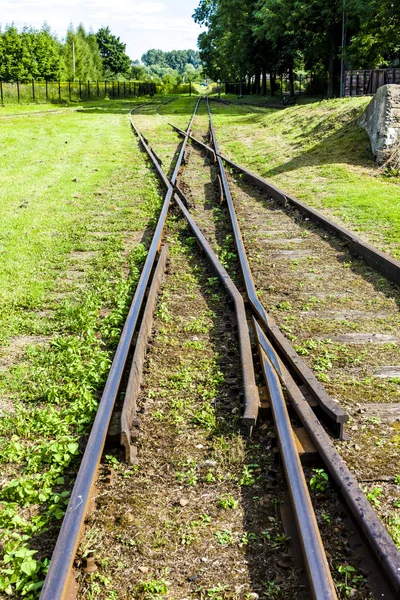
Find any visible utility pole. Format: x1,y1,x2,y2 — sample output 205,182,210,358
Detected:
340,0,346,97
72,40,76,81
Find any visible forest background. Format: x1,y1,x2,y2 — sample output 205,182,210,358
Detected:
0,23,203,87
193,0,400,97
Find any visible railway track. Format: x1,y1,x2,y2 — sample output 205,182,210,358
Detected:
39,97,400,599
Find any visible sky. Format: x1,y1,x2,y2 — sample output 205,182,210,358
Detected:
0,0,205,61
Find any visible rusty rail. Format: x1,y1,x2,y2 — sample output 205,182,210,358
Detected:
255,319,400,595
120,244,169,463
202,97,400,595
170,121,347,437
204,98,348,439
131,112,260,429
40,100,201,600
134,106,342,599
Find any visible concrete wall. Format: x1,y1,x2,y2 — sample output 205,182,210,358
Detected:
358,84,400,164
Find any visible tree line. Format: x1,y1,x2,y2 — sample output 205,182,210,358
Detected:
131,49,203,87
0,23,131,81
193,0,400,97
0,23,204,91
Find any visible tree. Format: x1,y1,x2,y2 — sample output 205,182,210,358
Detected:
346,0,400,68
0,25,33,80
96,27,131,78
141,49,168,67
63,24,103,81
32,24,63,79
141,49,202,74
194,0,258,83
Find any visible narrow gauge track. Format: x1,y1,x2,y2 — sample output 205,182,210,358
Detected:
170,98,400,594
39,97,400,600
152,98,400,595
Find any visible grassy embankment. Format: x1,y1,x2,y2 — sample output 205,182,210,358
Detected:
0,99,184,598
211,96,400,259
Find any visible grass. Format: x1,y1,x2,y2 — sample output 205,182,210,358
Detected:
210,96,400,258
0,99,163,597
133,96,198,178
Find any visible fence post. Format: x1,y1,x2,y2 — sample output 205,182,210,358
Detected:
189,80,192,96
88,80,90,99
299,74,302,95
68,80,71,101
118,81,120,98
46,80,49,102
79,80,82,99
32,79,35,102
97,80,99,98
134,82,136,97
58,80,61,102
104,80,107,98
17,80,20,103
0,81,3,105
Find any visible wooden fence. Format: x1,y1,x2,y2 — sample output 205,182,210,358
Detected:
345,69,400,97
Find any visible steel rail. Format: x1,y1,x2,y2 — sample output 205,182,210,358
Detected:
40,99,201,600
140,102,341,598
136,99,400,595
204,99,400,595
175,104,400,288
256,334,337,599
173,193,259,427
203,98,347,437
168,123,346,434
205,99,400,592
130,115,260,428
255,319,400,595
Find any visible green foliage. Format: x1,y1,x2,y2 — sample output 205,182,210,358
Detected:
336,564,367,595
239,464,258,486
0,24,63,81
63,24,103,81
193,0,400,97
363,485,383,506
135,576,168,599
138,48,203,87
214,529,234,545
207,583,229,598
0,540,48,597
141,48,202,72
309,468,329,493
0,22,135,83
217,494,238,510
96,27,131,79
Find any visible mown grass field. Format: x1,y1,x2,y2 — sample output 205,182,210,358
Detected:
211,96,400,259
0,98,169,597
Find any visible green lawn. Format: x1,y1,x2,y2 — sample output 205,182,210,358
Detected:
0,98,165,597
0,99,161,344
211,96,400,259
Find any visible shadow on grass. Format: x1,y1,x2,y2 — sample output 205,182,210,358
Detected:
262,117,372,176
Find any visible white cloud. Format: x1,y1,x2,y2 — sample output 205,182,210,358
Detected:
0,0,204,59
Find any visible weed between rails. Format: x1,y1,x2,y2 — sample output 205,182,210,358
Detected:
76,215,297,600
0,232,158,596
